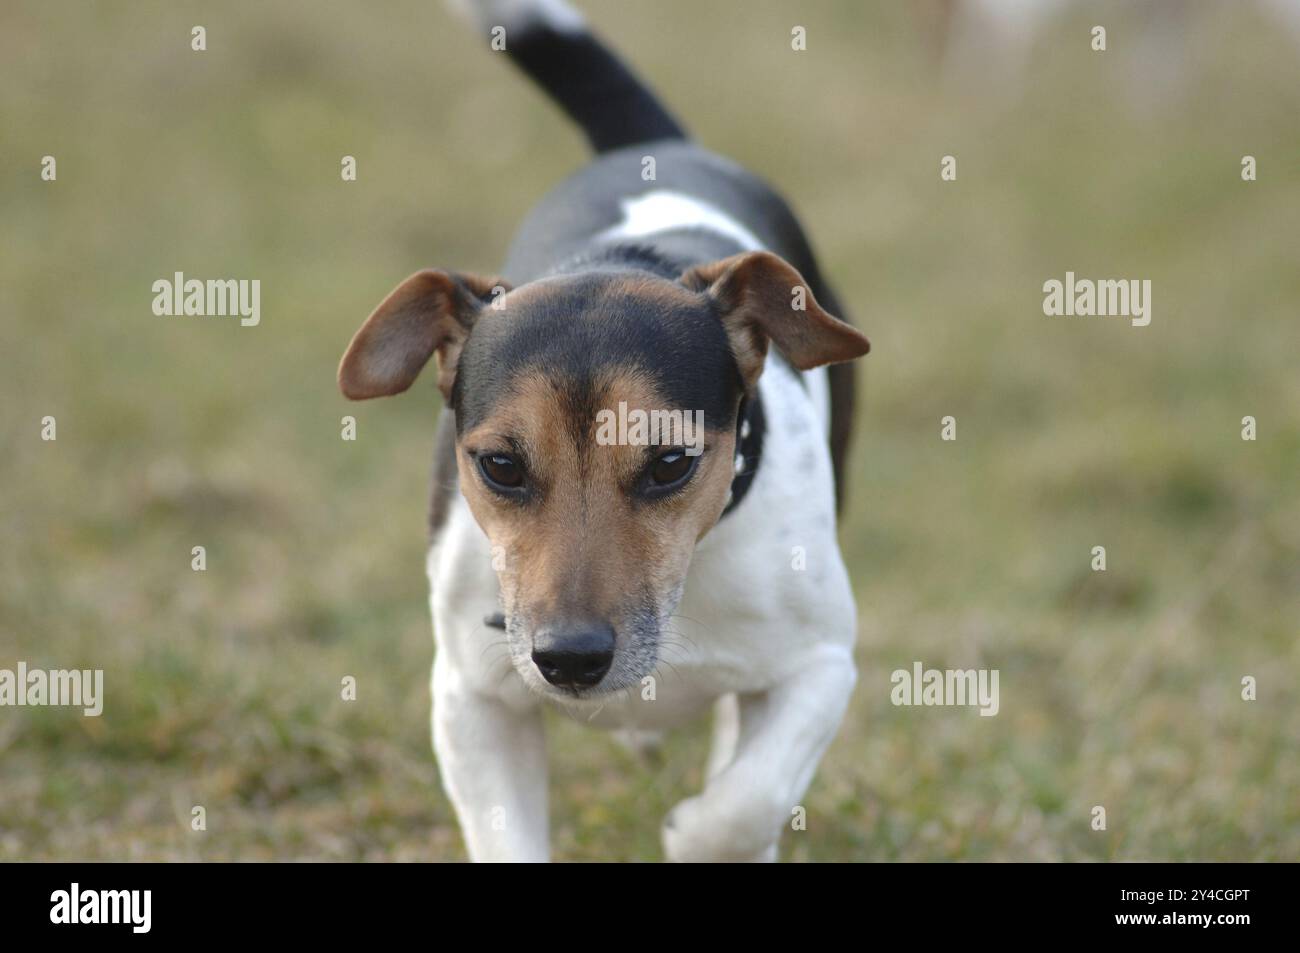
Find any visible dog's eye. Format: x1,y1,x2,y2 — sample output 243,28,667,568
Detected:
648,450,695,490
479,453,524,490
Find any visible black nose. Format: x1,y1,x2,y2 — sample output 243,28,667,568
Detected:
531,624,615,689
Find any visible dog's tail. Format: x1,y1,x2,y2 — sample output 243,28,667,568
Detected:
450,0,687,153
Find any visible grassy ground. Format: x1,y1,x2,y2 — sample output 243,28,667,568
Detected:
2,0,1297,861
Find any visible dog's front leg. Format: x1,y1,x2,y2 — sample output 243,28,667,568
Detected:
432,653,549,862
662,648,855,862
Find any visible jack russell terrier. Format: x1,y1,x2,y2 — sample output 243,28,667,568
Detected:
338,0,871,862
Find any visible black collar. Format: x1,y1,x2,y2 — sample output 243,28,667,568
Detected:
719,392,764,519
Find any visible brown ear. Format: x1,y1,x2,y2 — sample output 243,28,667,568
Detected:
682,251,869,388
338,270,508,400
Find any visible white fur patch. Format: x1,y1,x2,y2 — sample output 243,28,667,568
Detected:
598,190,765,252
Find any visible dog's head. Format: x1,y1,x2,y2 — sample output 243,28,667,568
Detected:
338,252,869,698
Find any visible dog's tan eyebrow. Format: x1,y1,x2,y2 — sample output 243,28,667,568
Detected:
460,432,518,452
459,372,556,454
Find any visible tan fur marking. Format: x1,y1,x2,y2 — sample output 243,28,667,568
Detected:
458,367,737,636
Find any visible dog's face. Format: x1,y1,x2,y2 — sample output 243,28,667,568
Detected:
451,274,742,698
339,252,869,699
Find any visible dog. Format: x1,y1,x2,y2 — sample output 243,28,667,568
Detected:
338,0,871,862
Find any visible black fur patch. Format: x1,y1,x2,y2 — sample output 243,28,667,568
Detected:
452,263,743,439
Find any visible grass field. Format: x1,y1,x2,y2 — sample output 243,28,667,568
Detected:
2,0,1298,861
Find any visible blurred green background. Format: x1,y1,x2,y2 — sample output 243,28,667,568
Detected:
2,0,1297,861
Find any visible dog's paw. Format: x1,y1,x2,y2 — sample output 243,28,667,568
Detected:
661,794,780,863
